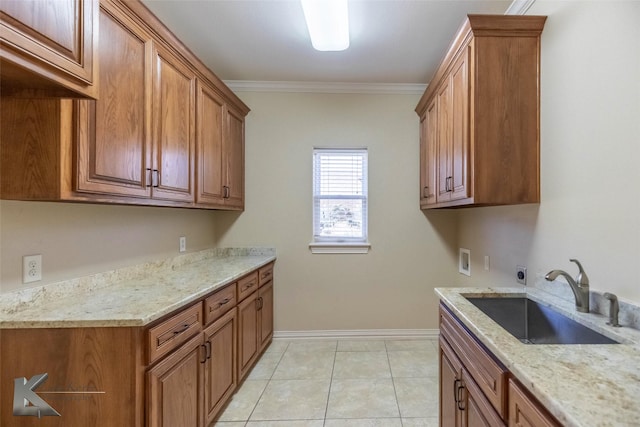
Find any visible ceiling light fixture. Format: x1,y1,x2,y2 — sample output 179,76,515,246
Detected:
301,0,350,52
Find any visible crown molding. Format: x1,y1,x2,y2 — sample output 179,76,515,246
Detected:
504,0,536,15
223,80,427,95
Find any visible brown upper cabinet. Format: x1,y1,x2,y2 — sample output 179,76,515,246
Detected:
0,0,249,210
416,15,546,209
196,81,245,210
0,0,98,98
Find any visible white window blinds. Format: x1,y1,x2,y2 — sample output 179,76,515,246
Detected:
313,149,368,243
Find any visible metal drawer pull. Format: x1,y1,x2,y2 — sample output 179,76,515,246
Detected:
243,282,255,291
217,298,231,307
173,323,190,335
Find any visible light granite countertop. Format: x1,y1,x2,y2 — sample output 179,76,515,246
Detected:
0,248,276,329
436,287,640,427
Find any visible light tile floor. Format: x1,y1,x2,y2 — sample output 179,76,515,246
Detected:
214,339,439,427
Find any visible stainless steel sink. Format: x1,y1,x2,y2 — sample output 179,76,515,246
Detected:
465,297,618,344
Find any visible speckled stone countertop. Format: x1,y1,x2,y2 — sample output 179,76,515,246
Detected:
0,248,276,329
436,287,640,427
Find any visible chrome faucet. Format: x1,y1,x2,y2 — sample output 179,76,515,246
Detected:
603,293,621,327
545,259,590,313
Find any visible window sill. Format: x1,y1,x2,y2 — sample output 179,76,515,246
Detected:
308,242,371,254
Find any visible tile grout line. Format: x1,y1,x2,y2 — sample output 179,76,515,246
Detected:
245,341,290,424
322,340,339,426
385,340,405,425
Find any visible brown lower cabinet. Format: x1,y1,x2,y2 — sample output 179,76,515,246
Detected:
439,303,560,427
147,332,204,427
0,263,274,427
237,264,275,382
440,336,504,427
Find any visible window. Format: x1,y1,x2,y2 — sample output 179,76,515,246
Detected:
310,148,370,254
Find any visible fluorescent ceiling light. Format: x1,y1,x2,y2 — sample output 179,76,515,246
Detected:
301,0,350,51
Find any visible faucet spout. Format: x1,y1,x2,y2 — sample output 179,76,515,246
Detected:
545,259,590,313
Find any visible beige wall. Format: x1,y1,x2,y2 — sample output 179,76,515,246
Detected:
0,201,218,293
456,1,640,304
213,91,459,331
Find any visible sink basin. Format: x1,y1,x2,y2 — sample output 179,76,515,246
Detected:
465,297,618,345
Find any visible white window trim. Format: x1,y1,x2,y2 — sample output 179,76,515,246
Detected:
310,148,370,254
308,241,371,254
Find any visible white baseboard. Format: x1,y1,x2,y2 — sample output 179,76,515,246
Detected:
273,329,439,341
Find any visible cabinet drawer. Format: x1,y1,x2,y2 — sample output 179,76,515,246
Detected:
440,304,507,419
259,263,274,287
237,271,258,302
148,302,203,364
508,378,559,427
204,284,237,325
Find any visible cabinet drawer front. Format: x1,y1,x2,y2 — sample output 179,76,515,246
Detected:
148,302,203,364
508,378,559,427
237,271,258,301
440,304,507,419
258,263,274,287
204,284,237,325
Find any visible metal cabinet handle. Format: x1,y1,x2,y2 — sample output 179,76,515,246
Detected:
147,169,159,188
456,381,466,410
205,341,212,360
200,344,207,364
445,176,453,192
223,186,230,198
423,186,429,198
453,379,460,403
218,298,231,307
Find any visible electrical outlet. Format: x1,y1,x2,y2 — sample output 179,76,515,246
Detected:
179,236,186,253
23,254,42,284
516,265,527,285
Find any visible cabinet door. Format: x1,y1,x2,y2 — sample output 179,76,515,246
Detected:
450,48,470,201
420,100,438,207
463,369,505,427
440,337,463,427
75,2,152,197
152,44,196,202
147,333,204,427
258,280,274,352
224,105,245,209
238,291,258,381
196,81,226,206
203,309,237,425
0,0,95,94
436,79,453,203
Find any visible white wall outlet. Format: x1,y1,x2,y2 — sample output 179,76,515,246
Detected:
459,248,471,276
516,265,527,285
484,255,490,271
179,236,186,253
23,254,42,284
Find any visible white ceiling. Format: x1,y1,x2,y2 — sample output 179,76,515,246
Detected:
141,0,513,85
